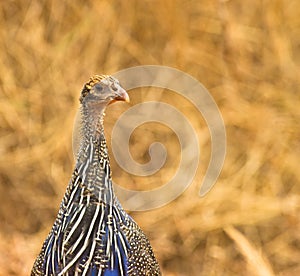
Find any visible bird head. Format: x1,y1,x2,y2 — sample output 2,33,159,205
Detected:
80,75,129,106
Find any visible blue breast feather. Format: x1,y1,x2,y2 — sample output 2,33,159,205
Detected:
43,200,130,275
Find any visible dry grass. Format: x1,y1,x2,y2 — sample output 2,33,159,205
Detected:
0,0,300,275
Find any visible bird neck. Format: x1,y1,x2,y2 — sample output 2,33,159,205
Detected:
80,102,106,142
72,103,115,204
77,102,110,172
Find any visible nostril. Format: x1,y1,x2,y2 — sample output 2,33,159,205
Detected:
111,83,118,91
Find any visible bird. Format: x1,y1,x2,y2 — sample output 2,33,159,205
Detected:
31,75,161,276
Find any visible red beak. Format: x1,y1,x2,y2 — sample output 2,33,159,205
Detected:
110,88,130,105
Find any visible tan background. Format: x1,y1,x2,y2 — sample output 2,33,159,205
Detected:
0,1,299,275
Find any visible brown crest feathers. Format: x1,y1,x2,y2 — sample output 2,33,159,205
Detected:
80,74,110,103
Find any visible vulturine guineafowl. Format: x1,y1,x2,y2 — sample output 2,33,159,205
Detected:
31,75,161,276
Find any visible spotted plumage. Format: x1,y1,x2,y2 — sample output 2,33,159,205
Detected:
31,75,161,276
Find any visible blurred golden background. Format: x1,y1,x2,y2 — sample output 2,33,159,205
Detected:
0,0,299,275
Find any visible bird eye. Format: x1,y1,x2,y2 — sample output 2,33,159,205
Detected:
94,83,103,92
